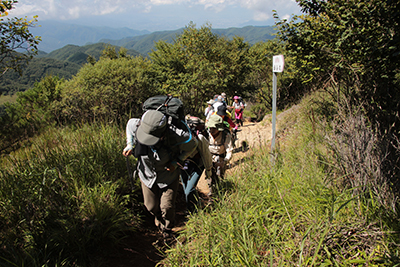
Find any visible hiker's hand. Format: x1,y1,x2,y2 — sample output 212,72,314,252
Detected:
123,149,132,157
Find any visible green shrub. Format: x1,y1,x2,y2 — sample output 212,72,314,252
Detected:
250,103,268,122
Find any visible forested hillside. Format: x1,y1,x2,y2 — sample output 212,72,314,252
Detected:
39,43,144,63
1,43,143,95
29,20,150,52
0,58,81,95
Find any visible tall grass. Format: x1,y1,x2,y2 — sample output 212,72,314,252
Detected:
0,123,141,266
163,103,399,266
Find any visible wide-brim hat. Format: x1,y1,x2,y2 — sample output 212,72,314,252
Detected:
216,105,227,116
206,115,224,131
207,99,215,105
136,110,167,146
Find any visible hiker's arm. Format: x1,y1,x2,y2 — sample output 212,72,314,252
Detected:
199,135,213,178
123,118,140,157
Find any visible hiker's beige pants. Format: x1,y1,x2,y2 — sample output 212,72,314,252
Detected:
141,178,179,231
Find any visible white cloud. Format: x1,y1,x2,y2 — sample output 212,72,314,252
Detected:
150,0,187,5
10,0,136,19
237,0,300,21
8,0,300,29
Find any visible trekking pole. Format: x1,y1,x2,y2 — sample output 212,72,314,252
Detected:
126,156,135,192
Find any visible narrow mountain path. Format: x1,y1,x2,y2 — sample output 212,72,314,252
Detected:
196,119,273,196
103,114,278,266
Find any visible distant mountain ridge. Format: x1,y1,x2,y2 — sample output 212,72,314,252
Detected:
38,43,144,64
100,26,276,55
30,20,150,53
31,21,276,54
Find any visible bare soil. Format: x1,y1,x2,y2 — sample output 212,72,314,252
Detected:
103,118,274,266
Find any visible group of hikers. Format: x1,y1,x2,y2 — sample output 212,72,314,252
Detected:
122,93,246,245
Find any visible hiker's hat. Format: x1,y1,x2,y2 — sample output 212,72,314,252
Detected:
221,92,226,98
234,96,239,100
206,115,224,131
207,99,215,105
136,110,167,146
216,105,227,116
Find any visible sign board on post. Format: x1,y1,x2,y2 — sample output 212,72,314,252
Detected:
273,55,285,73
271,55,284,163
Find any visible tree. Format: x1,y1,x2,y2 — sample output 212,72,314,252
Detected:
0,75,63,153
276,0,400,210
1,0,41,75
246,39,300,111
150,23,253,115
58,54,157,124
277,0,399,130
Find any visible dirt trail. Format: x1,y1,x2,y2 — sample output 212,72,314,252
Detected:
196,119,273,195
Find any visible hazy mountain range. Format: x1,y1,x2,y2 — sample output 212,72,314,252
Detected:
31,21,276,54
30,21,151,53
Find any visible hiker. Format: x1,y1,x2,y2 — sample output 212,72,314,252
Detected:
216,104,237,131
122,109,197,243
212,95,226,112
232,96,244,127
181,116,213,212
221,92,227,103
205,114,233,196
204,99,215,120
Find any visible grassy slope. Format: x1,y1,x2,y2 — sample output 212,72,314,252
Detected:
0,123,142,266
162,97,399,266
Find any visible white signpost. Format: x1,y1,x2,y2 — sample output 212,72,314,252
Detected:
271,55,284,160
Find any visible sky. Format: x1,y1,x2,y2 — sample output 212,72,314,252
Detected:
8,0,302,32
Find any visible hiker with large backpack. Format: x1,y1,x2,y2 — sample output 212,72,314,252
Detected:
180,116,213,211
215,104,238,147
122,95,197,245
205,114,233,198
